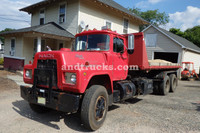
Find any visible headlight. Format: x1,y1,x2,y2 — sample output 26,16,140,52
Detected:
70,74,76,83
65,73,76,84
25,69,32,79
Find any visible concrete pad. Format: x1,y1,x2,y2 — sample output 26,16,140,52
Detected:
7,75,32,87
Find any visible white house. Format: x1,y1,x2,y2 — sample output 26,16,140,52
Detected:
0,0,147,70
143,25,200,77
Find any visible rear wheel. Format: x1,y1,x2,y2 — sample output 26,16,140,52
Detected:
29,103,50,114
81,85,108,131
169,74,177,92
159,75,170,95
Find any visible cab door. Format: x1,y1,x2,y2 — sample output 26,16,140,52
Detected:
112,36,128,80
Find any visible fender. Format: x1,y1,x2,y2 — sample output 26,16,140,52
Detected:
79,71,113,94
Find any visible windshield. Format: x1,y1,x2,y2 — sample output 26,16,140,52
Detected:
74,34,110,51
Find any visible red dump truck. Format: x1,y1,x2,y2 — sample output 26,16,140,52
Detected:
21,29,180,130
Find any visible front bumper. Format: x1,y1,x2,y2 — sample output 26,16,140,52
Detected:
20,85,80,113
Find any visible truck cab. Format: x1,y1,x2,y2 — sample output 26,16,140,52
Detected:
21,29,180,131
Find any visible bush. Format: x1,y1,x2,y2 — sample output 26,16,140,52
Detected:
0,58,4,65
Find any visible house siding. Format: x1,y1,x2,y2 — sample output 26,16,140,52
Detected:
182,50,200,74
31,11,39,27
23,37,34,65
31,0,79,35
4,37,23,58
129,22,139,33
79,1,139,34
144,27,182,62
4,38,10,56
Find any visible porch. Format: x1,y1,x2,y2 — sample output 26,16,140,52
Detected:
0,22,74,71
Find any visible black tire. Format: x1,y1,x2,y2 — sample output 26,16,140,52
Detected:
81,85,108,131
159,75,170,95
29,103,50,114
169,74,177,92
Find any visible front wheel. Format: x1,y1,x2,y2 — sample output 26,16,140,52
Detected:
81,85,108,131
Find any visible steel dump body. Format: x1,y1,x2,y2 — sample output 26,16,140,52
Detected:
127,32,180,71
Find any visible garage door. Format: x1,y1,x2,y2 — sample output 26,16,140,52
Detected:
154,52,179,63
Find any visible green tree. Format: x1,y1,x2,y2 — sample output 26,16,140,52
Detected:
0,28,15,44
169,28,185,37
129,8,169,31
130,8,142,16
169,26,200,47
184,26,200,47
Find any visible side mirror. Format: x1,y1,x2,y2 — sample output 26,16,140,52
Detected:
128,35,134,54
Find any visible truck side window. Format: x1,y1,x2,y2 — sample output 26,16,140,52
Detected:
113,37,124,53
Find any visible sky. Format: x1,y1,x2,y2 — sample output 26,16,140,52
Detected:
0,0,200,31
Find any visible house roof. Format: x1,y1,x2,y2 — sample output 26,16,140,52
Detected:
143,25,200,53
20,0,148,25
0,22,74,38
96,0,148,24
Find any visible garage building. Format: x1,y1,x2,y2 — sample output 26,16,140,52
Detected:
143,25,200,78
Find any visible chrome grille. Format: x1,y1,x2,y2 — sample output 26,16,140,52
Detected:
36,60,57,87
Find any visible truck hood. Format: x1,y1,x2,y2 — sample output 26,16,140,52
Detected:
34,51,108,66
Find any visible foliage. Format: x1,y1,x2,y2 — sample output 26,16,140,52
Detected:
169,26,200,47
169,28,185,37
0,28,15,44
0,58,4,65
184,26,200,47
129,8,169,31
130,8,142,16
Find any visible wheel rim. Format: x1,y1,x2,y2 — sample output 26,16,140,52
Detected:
95,96,106,121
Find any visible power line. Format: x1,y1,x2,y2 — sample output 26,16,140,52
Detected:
0,17,30,23
0,14,29,17
0,15,22,17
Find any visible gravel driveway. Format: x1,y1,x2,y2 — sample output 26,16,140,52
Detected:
0,70,199,133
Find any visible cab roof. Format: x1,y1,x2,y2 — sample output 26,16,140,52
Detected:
75,29,125,37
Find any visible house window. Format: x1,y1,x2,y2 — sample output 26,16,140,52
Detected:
145,34,157,47
105,20,112,29
123,18,129,34
10,38,15,56
59,4,66,23
39,9,45,25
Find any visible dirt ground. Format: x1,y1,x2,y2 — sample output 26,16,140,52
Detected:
0,69,200,133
